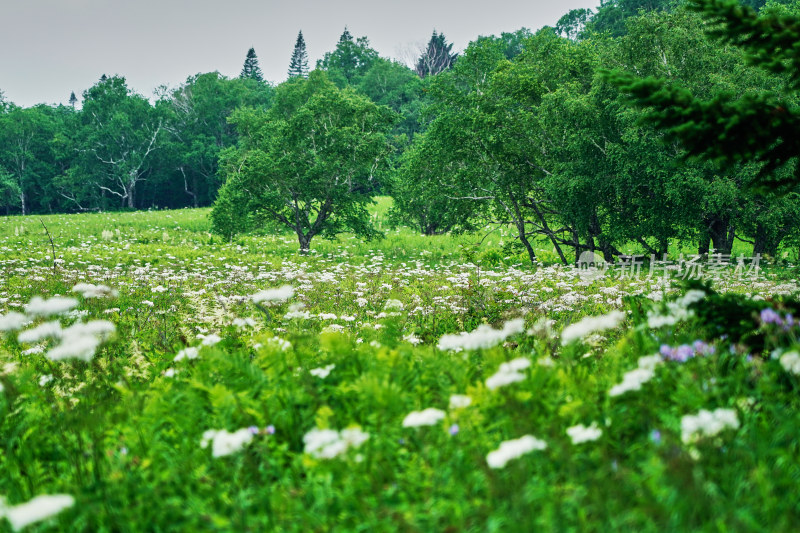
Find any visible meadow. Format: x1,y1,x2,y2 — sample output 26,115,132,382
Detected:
0,205,799,532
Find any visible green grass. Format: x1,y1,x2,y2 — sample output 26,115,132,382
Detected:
0,207,799,531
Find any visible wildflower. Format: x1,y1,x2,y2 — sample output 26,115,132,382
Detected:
72,283,118,299
402,408,446,427
310,364,335,379
252,285,294,304
680,408,739,444
449,424,460,436
384,299,404,311
46,321,115,362
17,321,62,343
201,334,222,346
561,311,626,345
201,428,254,458
39,375,53,387
266,425,276,435
779,351,800,375
403,334,422,346
303,427,369,459
609,354,662,397
486,435,547,469
0,312,29,332
318,313,337,320
174,347,199,362
438,318,525,352
566,423,603,444
284,302,312,320
24,296,78,317
650,429,662,445
486,358,530,390
448,394,472,409
760,308,782,326
151,285,168,293
141,300,155,307
0,494,75,531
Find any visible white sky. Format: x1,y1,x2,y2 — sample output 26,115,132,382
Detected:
1,0,599,108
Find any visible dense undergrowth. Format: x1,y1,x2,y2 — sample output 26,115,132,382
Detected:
0,207,799,531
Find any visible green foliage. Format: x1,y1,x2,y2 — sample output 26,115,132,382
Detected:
414,31,459,77
240,47,264,82
288,31,310,79
606,0,800,193
317,29,379,86
212,71,396,251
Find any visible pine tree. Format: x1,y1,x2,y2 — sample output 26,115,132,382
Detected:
240,47,264,82
100,74,108,83
415,31,458,78
69,91,78,108
607,0,800,193
288,31,309,78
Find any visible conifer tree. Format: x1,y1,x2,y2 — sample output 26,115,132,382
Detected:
415,31,458,78
288,31,309,78
240,47,264,82
69,91,78,108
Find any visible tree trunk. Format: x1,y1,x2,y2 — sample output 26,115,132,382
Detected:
708,217,732,255
19,190,26,216
516,221,537,264
297,232,311,254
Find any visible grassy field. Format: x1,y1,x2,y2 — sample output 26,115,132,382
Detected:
0,205,799,531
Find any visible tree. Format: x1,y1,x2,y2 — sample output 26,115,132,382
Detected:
69,76,163,209
212,71,396,251
555,8,594,40
240,47,264,82
606,0,800,193
415,31,458,77
317,28,378,86
288,31,309,78
69,91,78,108
156,71,273,209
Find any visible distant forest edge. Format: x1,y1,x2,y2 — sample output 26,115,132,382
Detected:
1,0,799,262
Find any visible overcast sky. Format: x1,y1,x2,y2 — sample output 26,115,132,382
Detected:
2,0,599,108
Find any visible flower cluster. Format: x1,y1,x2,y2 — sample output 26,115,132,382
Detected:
680,408,739,444
437,318,525,352
486,435,547,469
485,357,531,390
201,428,254,458
609,354,661,397
0,494,75,531
659,341,715,362
561,310,626,345
303,427,369,459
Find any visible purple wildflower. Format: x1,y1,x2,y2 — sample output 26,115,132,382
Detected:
760,308,782,326
650,429,661,445
448,424,459,436
266,425,275,435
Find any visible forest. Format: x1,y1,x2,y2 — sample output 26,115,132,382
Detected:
1,0,798,261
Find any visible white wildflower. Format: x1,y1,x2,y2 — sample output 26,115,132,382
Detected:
0,494,75,531
384,299,404,311
561,311,626,345
284,302,312,320
402,408,446,427
141,300,155,307
779,351,800,375
232,317,257,328
17,321,63,343
486,357,530,390
438,318,525,352
46,320,115,362
72,283,118,299
310,364,335,379
201,334,222,346
680,408,739,444
566,423,603,444
318,313,337,320
39,375,53,387
303,427,369,459
174,347,199,362
201,428,254,458
252,285,294,304
448,394,472,409
608,367,655,397
0,312,29,332
403,334,422,345
151,285,168,293
486,435,547,469
24,296,78,317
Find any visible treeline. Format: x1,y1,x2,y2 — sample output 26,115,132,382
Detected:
2,0,799,261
